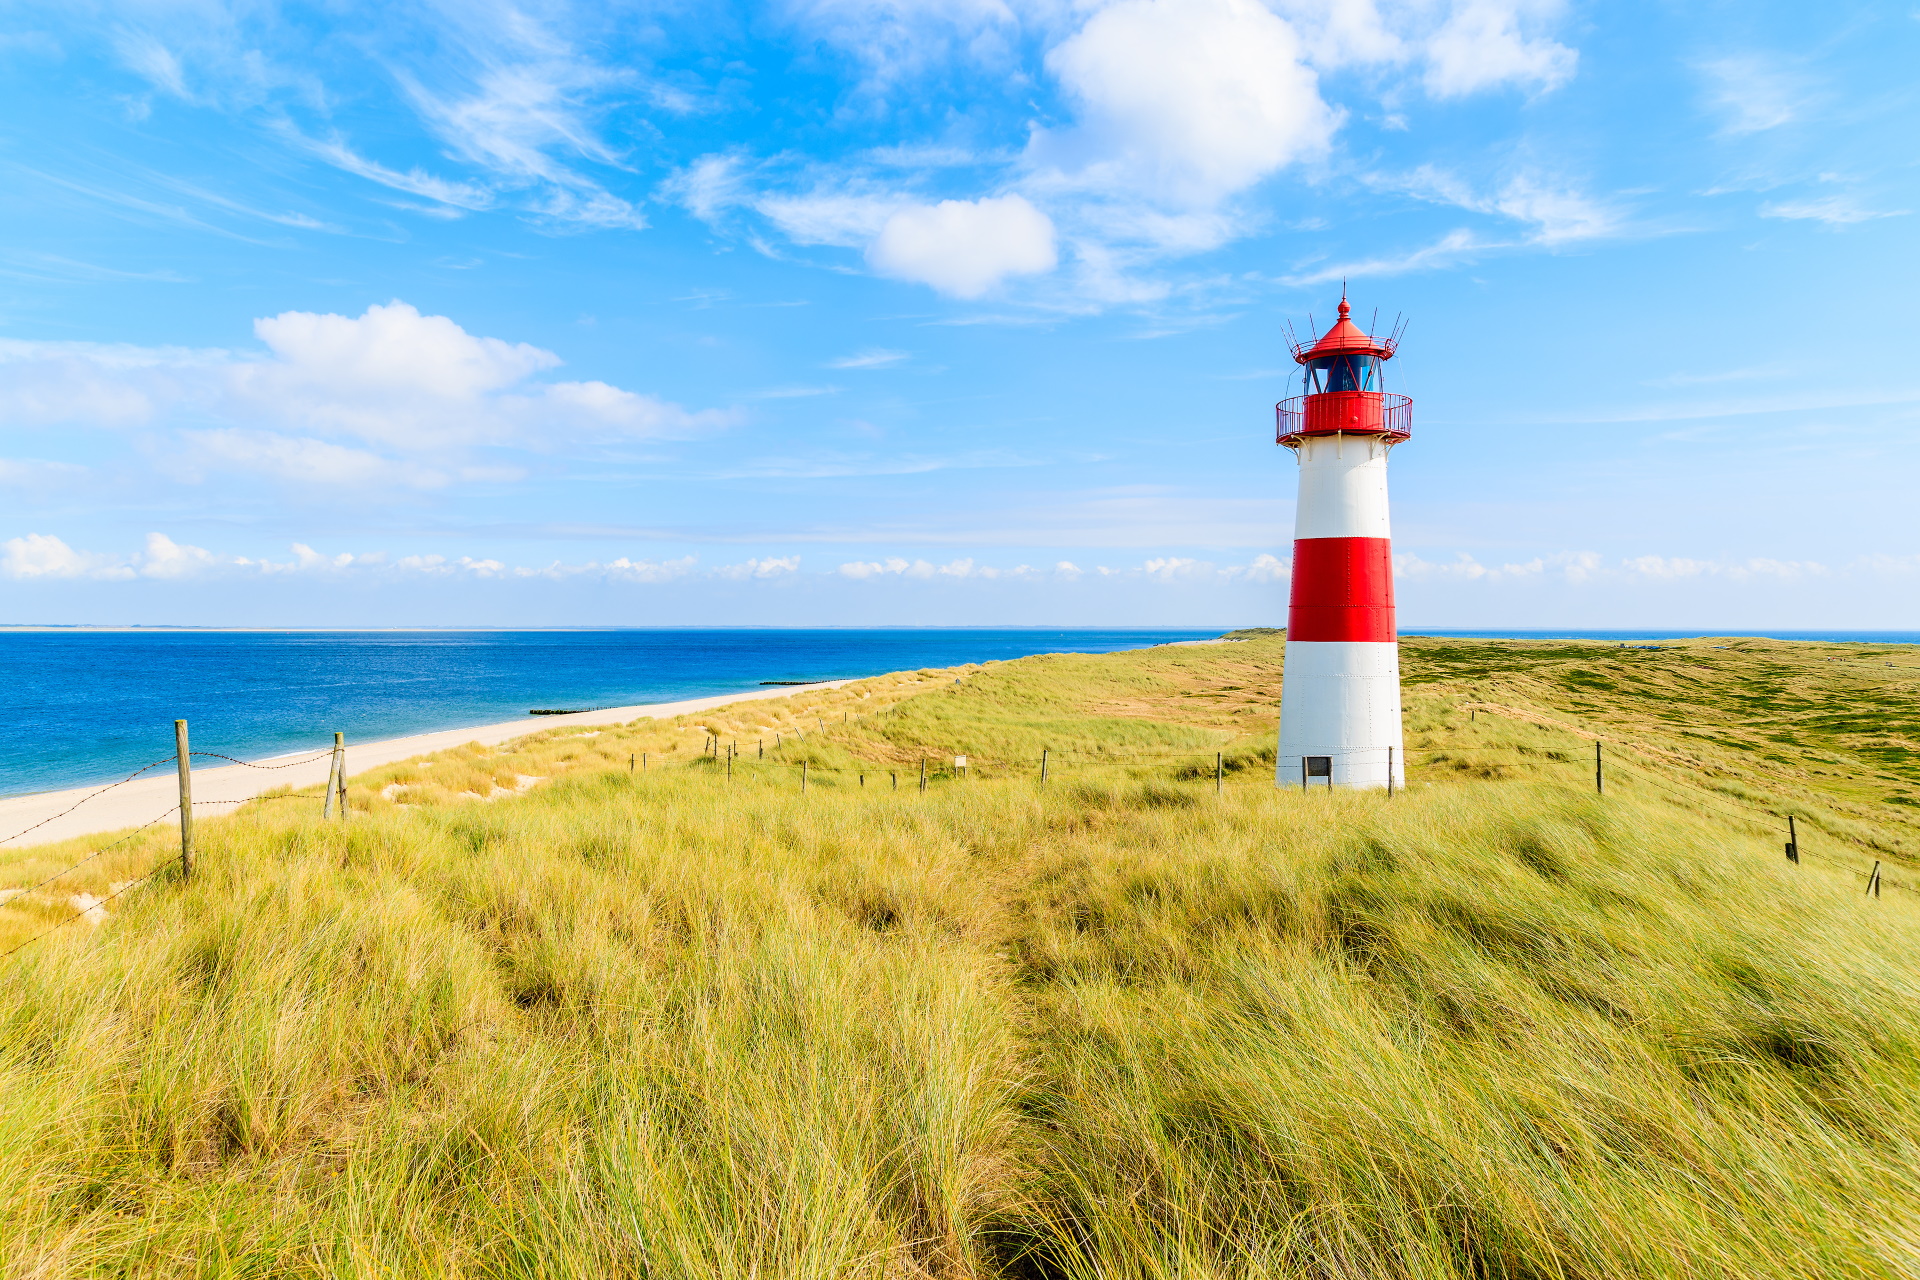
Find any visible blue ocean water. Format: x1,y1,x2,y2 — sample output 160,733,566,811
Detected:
0,628,1217,797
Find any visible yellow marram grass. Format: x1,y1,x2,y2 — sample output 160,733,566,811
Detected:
2,634,1918,1277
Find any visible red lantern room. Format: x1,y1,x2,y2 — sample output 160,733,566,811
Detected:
1276,296,1412,447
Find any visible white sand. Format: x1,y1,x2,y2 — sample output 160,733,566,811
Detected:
0,682,848,853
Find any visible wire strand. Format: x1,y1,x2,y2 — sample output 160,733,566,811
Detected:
188,751,334,770
0,854,182,960
0,809,179,899
0,757,178,848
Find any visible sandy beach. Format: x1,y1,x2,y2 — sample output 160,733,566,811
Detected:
0,681,849,852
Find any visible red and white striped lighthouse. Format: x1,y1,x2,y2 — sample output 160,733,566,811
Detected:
1274,295,1411,790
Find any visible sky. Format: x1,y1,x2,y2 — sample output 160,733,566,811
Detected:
0,0,1916,629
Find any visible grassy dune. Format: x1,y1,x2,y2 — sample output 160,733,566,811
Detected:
2,635,1919,1277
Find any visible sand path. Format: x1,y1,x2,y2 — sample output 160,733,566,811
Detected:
0,682,848,852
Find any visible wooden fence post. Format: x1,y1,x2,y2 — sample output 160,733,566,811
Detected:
335,733,348,820
1594,741,1604,796
802,761,808,794
323,731,342,819
1387,746,1395,797
1216,752,1223,795
1041,747,1049,784
1785,814,1799,863
174,720,193,882
1868,861,1882,899
920,757,927,793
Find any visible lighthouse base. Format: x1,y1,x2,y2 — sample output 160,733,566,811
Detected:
1276,640,1405,790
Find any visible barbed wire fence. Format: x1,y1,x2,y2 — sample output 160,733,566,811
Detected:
0,726,344,958
668,709,1918,900
7,693,1912,960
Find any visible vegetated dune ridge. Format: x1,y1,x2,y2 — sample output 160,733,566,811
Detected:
2,634,1918,1279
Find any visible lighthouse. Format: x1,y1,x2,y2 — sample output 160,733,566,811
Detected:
1274,295,1412,790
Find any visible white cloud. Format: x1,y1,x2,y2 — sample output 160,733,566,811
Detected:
835,556,1032,579
1395,551,1833,585
114,32,189,99
827,348,909,370
1276,0,1407,70
398,53,648,230
1393,167,1620,243
137,532,222,579
1423,0,1576,98
0,301,734,489
392,554,507,578
1032,0,1337,211
867,195,1058,297
755,189,901,247
1760,196,1907,226
715,555,802,579
514,555,701,582
1286,227,1488,284
667,153,752,226
0,533,134,580
0,458,88,487
778,0,1025,86
669,0,1587,304
1489,175,1619,244
1697,54,1810,136
1620,555,1829,582
604,556,699,583
296,134,495,213
182,430,463,490
1234,553,1289,582
1307,168,1624,280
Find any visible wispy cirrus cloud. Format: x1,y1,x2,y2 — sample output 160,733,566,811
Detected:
1696,53,1815,136
1760,194,1907,226
827,348,909,370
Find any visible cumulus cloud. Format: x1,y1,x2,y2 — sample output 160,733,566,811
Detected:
0,301,734,490
1422,0,1576,98
0,533,134,580
670,0,1587,302
1031,0,1337,211
836,556,1041,580
866,195,1058,297
715,556,802,580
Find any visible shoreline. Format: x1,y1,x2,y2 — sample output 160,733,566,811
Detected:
0,681,853,852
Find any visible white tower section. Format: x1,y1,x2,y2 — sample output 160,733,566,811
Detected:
1276,432,1405,790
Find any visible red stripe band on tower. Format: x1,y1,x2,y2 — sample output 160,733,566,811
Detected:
1289,537,1395,642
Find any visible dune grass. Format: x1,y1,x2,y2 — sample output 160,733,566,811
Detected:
2,635,1919,1277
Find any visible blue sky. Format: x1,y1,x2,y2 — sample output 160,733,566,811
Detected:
0,0,1915,628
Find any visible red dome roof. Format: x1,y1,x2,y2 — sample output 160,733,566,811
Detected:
1291,296,1398,364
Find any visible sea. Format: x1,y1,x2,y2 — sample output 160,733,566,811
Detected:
4,626,1915,798
0,628,1216,797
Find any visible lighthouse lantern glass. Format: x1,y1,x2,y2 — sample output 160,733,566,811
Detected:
1304,354,1381,394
